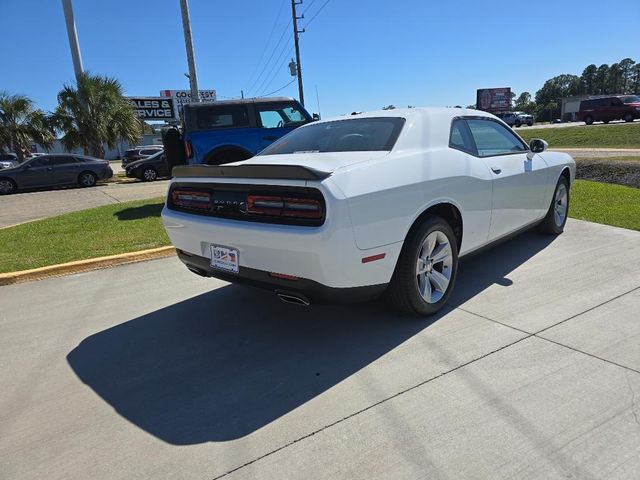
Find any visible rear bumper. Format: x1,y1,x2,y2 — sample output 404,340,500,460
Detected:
177,250,387,303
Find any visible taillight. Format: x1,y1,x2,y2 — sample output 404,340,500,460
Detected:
247,195,322,219
184,140,193,158
171,189,210,211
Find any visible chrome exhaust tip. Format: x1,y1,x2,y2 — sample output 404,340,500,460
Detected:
276,292,311,306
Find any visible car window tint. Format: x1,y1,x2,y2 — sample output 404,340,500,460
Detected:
141,149,159,155
260,117,405,155
52,156,75,165
195,105,249,129
449,119,473,153
466,119,526,157
28,157,52,167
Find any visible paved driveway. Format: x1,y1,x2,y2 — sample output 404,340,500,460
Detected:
1,219,639,479
0,180,169,228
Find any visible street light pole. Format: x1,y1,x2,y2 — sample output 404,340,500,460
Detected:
180,0,200,103
61,0,84,80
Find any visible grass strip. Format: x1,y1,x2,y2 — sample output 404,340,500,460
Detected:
0,197,169,273
569,179,640,231
517,122,640,148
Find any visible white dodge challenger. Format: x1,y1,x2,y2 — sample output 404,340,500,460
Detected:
162,107,575,316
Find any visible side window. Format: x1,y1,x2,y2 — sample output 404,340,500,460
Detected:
258,109,284,129
141,149,159,155
52,156,75,166
449,119,474,154
195,105,250,130
29,157,52,167
466,119,527,157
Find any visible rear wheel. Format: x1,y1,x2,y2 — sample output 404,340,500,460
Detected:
0,178,17,195
78,171,97,187
142,166,158,181
538,176,569,234
386,216,458,316
624,112,634,123
584,115,594,125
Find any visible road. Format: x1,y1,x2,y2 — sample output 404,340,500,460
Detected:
0,180,169,228
1,219,639,480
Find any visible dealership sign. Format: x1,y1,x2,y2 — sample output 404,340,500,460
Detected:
126,97,176,121
160,90,217,119
476,87,512,112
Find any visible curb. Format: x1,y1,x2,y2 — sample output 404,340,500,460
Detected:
0,246,176,286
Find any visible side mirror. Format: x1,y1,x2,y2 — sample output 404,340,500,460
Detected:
312,113,320,121
529,138,548,153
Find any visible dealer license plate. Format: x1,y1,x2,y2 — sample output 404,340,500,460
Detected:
210,245,239,274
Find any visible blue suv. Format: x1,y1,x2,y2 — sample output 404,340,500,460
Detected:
176,97,313,166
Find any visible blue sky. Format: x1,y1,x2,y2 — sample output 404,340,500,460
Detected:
2,0,638,117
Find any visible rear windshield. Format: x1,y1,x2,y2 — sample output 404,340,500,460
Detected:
622,95,640,104
259,117,405,155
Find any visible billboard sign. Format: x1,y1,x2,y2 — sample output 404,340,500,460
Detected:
126,97,176,121
476,87,512,112
160,90,217,119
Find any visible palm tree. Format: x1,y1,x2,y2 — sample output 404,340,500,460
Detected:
51,73,141,158
0,92,55,160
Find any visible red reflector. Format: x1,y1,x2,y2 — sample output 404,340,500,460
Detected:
185,140,193,158
269,272,299,281
361,253,386,263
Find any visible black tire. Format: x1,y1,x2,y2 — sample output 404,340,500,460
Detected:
386,216,459,316
538,176,570,235
624,112,634,123
584,115,594,125
527,122,533,126
603,119,610,124
515,121,521,128
142,166,158,181
0,178,17,195
78,171,97,187
205,149,252,166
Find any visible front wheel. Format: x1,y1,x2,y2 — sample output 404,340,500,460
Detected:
386,216,459,316
538,176,570,234
78,172,97,187
515,121,521,128
624,112,634,123
0,178,17,195
584,115,594,125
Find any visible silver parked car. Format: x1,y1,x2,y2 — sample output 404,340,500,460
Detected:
497,111,534,127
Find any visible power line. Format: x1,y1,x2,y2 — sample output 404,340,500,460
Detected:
256,45,294,96
262,78,297,97
303,0,331,28
243,0,287,90
246,19,292,95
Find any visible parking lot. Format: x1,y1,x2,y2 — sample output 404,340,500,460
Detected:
1,218,639,480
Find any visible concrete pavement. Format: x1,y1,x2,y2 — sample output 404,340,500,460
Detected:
0,180,169,228
0,219,639,479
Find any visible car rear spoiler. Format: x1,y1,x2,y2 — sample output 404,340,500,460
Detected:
171,164,332,181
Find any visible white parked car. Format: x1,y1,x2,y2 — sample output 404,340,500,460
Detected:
162,107,575,316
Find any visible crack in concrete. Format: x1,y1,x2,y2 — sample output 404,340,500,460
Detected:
624,370,640,427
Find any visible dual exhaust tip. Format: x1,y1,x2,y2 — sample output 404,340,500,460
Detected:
276,291,311,306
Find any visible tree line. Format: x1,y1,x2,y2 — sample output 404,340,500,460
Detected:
513,57,639,121
0,73,141,160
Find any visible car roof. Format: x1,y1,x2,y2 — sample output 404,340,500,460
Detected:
184,97,296,108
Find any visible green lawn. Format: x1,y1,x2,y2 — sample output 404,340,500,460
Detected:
569,180,640,231
517,122,640,148
0,180,638,273
0,197,169,273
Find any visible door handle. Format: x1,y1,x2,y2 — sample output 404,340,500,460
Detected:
263,135,277,141
491,167,502,174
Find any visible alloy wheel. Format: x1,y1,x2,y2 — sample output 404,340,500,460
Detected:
554,183,568,227
415,230,454,304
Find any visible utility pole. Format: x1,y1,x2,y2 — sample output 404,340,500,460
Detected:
291,0,305,106
180,0,200,103
61,0,84,81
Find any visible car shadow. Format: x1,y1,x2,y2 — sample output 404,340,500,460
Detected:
66,230,556,445
114,202,164,221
